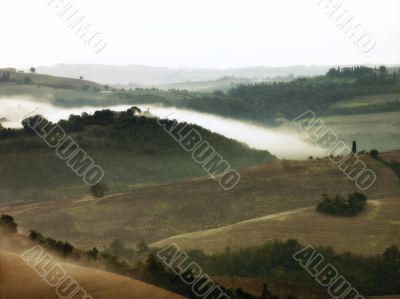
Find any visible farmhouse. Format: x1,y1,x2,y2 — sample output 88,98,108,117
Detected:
0,68,16,80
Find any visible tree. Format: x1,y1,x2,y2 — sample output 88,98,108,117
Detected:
24,76,33,84
352,140,357,154
128,106,142,115
146,254,164,275
90,182,108,198
137,240,150,255
379,66,387,80
61,242,74,256
86,247,99,260
79,76,84,80
317,193,367,216
260,283,273,299
104,85,109,90
29,230,44,242
370,149,379,158
327,68,339,77
110,239,125,256
383,245,400,263
30,67,36,73
21,115,50,135
0,214,18,235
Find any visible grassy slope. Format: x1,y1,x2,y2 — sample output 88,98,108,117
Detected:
1,152,399,250
380,150,400,163
0,82,188,106
0,250,184,299
331,94,400,109
7,72,103,90
0,119,274,202
151,198,400,255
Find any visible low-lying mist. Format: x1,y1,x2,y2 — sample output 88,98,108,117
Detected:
0,97,324,159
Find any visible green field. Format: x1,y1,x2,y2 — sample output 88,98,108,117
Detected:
320,111,400,151
331,94,400,109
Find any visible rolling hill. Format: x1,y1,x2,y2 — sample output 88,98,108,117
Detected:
36,64,330,86
151,198,400,255
1,151,399,250
0,250,184,299
6,71,103,90
0,112,273,203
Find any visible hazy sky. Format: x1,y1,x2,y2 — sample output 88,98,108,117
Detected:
0,0,399,69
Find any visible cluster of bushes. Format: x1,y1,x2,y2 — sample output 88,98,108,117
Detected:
187,239,400,296
24,228,275,299
29,230,75,256
6,216,400,297
316,193,368,216
327,66,376,78
0,214,17,235
0,125,18,140
326,65,399,84
90,183,109,198
103,239,150,261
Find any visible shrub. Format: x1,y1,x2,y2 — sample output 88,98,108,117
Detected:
24,76,33,84
316,193,367,216
90,183,108,198
0,214,17,235
370,149,379,158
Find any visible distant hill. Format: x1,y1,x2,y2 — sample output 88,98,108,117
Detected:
0,250,184,299
6,70,103,90
175,68,400,125
36,64,332,86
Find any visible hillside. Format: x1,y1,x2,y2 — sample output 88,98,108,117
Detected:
1,151,399,249
0,111,273,202
0,81,189,108
151,198,400,255
0,250,184,299
7,71,103,90
36,64,330,85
